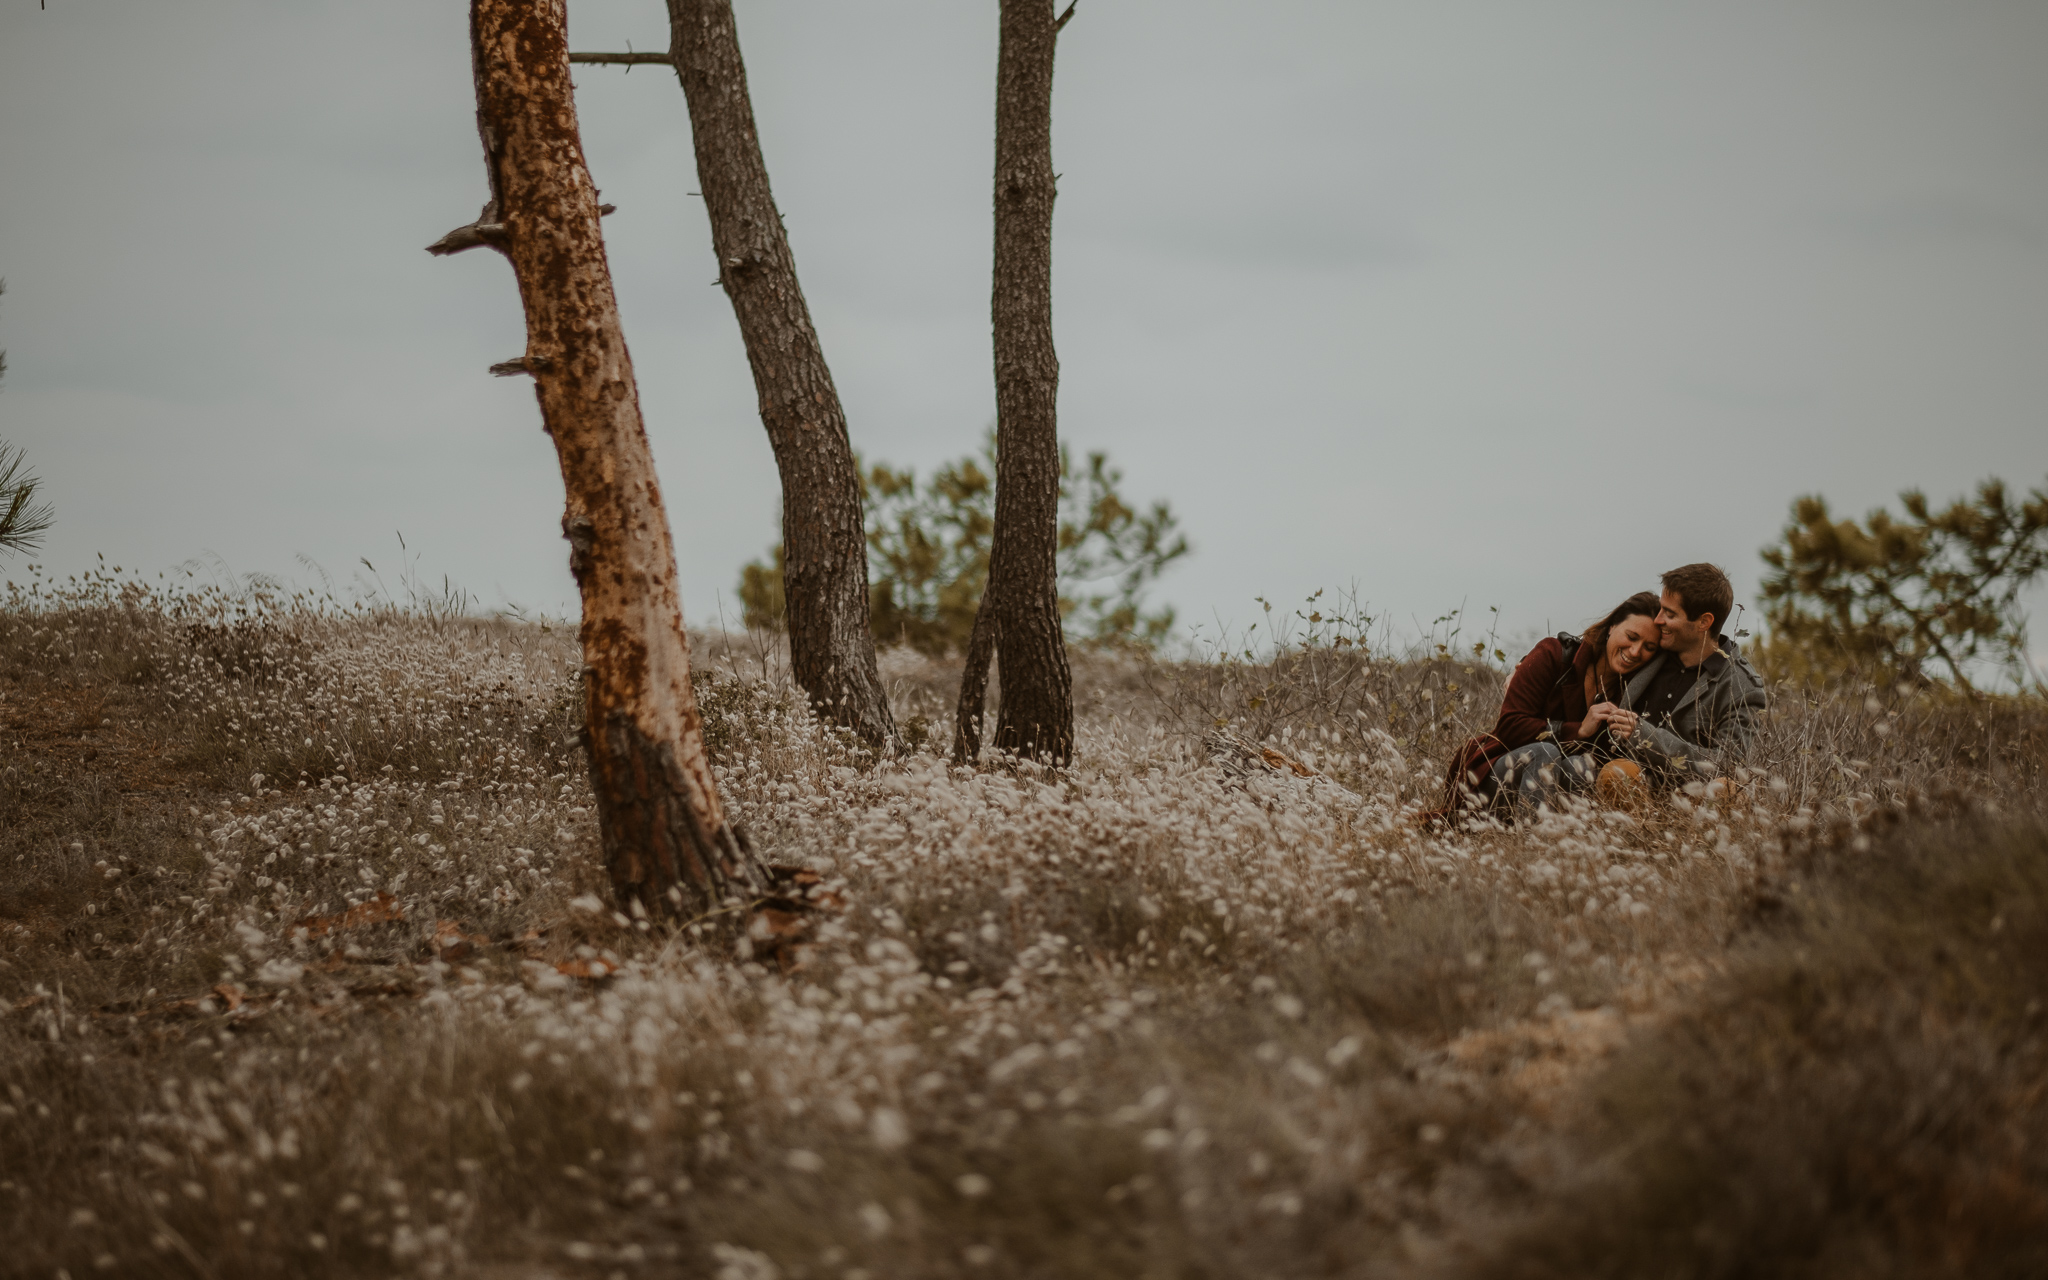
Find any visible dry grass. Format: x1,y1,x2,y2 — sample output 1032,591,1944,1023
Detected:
1451,809,2048,1280
2,571,2044,1279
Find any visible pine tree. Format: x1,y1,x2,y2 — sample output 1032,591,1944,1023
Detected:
0,281,55,558
1758,477,2048,693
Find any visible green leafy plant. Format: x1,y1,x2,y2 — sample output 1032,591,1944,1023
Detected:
740,435,1188,656
863,450,996,657
1757,477,2048,693
0,280,50,557
0,441,54,557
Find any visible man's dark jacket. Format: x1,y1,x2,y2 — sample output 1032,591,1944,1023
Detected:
1618,637,1768,778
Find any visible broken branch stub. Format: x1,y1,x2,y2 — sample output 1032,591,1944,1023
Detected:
425,216,508,257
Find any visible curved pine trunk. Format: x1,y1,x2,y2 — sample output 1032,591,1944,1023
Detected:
442,0,759,918
954,0,1074,766
664,0,898,755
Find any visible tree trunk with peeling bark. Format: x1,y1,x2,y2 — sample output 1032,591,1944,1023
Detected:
954,0,1075,766
570,1,897,755
431,0,759,920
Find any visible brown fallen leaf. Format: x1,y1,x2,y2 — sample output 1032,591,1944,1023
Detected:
292,892,404,940
1256,744,1318,778
511,926,551,955
764,864,848,913
156,989,267,1020
748,906,807,942
745,866,848,972
745,904,817,973
426,919,487,962
794,875,847,913
554,957,617,980
1205,730,1331,783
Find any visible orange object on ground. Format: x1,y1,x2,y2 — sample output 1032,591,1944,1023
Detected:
1597,758,1648,808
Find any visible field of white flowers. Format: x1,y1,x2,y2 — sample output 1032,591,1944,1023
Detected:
3,571,2045,1279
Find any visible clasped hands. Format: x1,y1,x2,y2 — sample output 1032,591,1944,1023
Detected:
1579,702,1639,741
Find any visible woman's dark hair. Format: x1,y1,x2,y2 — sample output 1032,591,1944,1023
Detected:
1581,591,1662,659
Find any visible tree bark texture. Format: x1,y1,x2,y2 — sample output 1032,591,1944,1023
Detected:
662,0,897,755
954,0,1074,765
443,0,760,919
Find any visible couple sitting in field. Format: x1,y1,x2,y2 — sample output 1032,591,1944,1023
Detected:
1437,562,1768,819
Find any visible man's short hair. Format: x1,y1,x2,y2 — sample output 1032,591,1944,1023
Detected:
1661,563,1734,631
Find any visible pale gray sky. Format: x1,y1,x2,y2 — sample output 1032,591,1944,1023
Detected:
3,0,2045,652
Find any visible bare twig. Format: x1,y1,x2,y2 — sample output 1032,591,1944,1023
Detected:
1056,2,1078,32
569,51,675,66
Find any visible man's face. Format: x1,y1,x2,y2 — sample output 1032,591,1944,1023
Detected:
1656,589,1708,652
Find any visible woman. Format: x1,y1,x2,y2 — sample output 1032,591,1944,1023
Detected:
1433,591,1662,819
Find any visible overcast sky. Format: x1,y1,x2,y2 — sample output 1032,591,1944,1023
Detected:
3,0,2045,654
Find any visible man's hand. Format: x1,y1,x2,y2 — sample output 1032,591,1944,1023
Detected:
1607,706,1639,740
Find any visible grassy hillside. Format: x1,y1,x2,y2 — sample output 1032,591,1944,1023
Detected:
3,572,2044,1279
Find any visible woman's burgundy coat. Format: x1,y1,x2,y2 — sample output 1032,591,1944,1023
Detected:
1435,635,1600,814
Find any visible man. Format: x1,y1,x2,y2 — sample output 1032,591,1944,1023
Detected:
1615,562,1769,781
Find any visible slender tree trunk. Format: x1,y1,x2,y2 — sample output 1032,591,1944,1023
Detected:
431,0,759,919
953,0,1075,766
572,3,897,755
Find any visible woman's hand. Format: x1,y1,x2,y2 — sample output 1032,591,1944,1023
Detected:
1579,703,1640,740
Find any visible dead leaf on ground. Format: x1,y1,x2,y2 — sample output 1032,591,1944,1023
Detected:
748,906,808,942
767,865,848,913
88,984,278,1025
745,905,817,973
426,919,488,962
292,892,404,939
1203,731,1366,811
746,866,848,973
1257,745,1318,778
509,925,554,955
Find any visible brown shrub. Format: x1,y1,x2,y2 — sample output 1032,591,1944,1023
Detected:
1453,813,2048,1280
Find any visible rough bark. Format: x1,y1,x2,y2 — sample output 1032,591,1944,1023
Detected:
435,0,760,919
575,1,898,755
953,0,1074,766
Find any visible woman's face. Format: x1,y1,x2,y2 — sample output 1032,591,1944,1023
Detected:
1607,613,1661,674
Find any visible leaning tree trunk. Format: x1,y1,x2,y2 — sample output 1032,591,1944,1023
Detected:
430,0,760,920
953,0,1076,766
570,2,897,756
